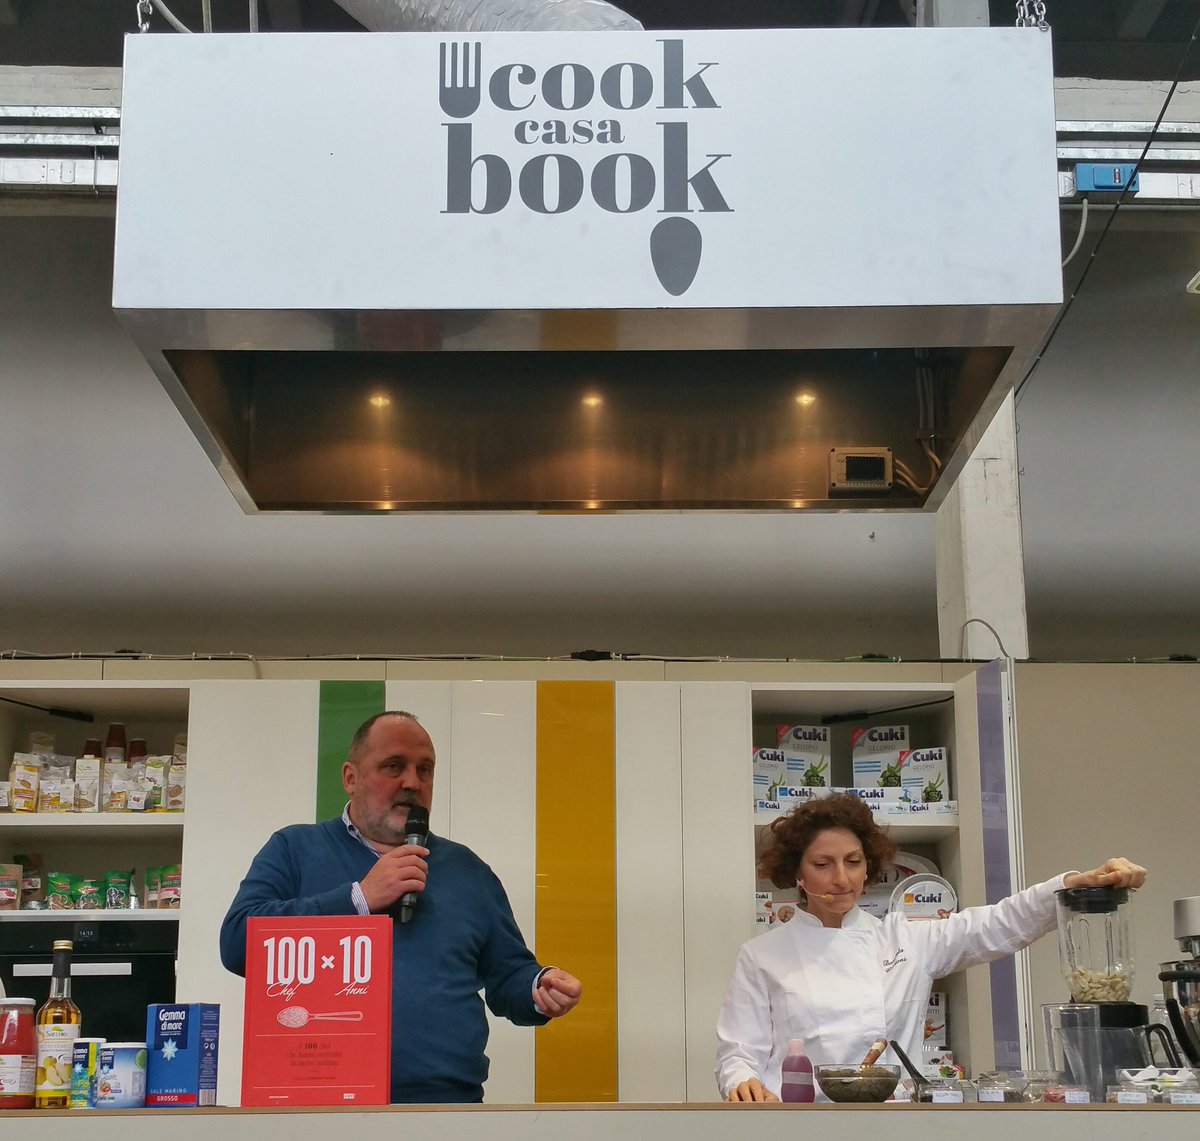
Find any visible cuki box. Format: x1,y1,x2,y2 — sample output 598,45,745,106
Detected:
145,1003,220,1107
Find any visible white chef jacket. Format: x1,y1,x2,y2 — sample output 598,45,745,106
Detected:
715,874,1067,1099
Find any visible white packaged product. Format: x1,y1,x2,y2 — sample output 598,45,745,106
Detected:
777,785,827,807
850,725,909,788
776,724,831,787
896,746,950,803
925,991,948,1049
74,757,100,812
752,747,787,801
891,873,958,920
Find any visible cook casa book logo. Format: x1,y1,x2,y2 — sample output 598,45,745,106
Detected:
438,38,733,296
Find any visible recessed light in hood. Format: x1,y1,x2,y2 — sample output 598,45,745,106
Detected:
160,344,1009,512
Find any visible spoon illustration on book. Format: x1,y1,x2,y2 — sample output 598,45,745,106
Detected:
276,1006,364,1028
649,217,703,296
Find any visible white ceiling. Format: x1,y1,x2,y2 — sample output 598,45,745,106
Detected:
1,203,1197,665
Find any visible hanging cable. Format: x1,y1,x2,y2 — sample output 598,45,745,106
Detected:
1060,196,1090,267
151,0,193,32
1015,10,1200,405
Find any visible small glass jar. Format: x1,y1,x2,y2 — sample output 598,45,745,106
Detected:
1056,886,1135,1003
1020,1069,1064,1103
1042,1082,1092,1104
1107,1081,1153,1104
914,1077,976,1104
0,997,36,1109
102,722,127,764
975,1072,1027,1103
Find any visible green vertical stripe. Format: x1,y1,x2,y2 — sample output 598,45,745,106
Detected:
316,680,385,822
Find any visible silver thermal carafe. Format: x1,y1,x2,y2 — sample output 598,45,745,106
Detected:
1158,895,1200,1066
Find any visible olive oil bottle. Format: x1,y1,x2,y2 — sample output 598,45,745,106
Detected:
35,939,81,1109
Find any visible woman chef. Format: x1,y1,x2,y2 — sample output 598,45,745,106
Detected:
716,792,1146,1102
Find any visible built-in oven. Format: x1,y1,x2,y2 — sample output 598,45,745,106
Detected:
0,915,177,1042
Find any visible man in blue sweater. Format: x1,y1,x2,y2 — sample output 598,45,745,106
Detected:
220,710,582,1103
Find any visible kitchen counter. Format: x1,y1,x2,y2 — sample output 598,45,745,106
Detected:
7,1102,1199,1141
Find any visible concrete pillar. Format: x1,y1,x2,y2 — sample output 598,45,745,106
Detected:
935,392,1031,660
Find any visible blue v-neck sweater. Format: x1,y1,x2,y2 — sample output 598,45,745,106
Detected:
220,816,547,1102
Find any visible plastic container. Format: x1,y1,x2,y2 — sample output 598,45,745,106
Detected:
0,998,36,1109
975,1072,1027,1103
889,873,958,920
779,1038,814,1103
914,1077,975,1103
95,1042,147,1109
1019,1069,1064,1102
1041,1082,1092,1103
1056,886,1135,1003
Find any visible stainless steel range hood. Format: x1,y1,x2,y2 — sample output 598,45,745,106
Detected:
114,28,1062,513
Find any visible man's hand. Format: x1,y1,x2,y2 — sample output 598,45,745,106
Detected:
1064,857,1147,891
358,844,428,912
535,968,582,1018
726,1077,779,1102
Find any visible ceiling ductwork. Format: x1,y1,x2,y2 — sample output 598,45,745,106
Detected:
332,0,643,32
114,27,1062,515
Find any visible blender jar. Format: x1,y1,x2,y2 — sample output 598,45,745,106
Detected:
1056,887,1135,1003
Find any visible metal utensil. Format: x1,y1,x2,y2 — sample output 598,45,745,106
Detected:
889,1038,930,1095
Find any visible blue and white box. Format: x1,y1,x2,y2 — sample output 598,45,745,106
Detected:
776,725,831,787
851,724,910,787
145,1003,220,1107
752,747,787,801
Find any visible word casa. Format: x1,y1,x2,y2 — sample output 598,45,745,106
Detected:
442,39,731,218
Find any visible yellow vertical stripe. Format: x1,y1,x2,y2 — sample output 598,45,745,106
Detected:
535,681,617,1102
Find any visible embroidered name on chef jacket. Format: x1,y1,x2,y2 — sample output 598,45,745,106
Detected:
882,950,908,973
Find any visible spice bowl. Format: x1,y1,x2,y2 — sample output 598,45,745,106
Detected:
814,1063,901,1102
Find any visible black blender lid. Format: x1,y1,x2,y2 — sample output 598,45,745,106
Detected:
1056,886,1129,912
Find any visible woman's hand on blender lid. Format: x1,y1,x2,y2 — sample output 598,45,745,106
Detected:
1063,858,1147,891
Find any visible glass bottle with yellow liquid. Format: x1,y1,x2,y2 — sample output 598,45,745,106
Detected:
35,939,81,1109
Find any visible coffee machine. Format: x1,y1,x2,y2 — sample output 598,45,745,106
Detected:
1158,895,1200,1066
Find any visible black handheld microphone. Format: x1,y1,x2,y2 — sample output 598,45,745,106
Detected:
398,805,429,925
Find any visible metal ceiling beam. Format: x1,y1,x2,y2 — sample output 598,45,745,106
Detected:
5,105,1200,202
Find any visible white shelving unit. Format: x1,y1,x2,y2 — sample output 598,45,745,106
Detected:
744,669,1014,1078
0,909,179,922
1,682,191,909
0,813,185,841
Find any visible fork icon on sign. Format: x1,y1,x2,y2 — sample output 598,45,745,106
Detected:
439,41,482,118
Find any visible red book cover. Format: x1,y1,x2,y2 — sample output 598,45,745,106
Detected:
240,915,392,1107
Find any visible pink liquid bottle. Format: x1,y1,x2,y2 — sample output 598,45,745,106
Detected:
780,1038,814,1103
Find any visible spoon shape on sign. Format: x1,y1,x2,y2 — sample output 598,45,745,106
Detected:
276,1006,364,1028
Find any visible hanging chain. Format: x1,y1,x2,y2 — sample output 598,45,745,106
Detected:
136,0,153,32
1015,0,1050,31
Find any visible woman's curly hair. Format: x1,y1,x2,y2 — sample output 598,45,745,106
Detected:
759,792,896,896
